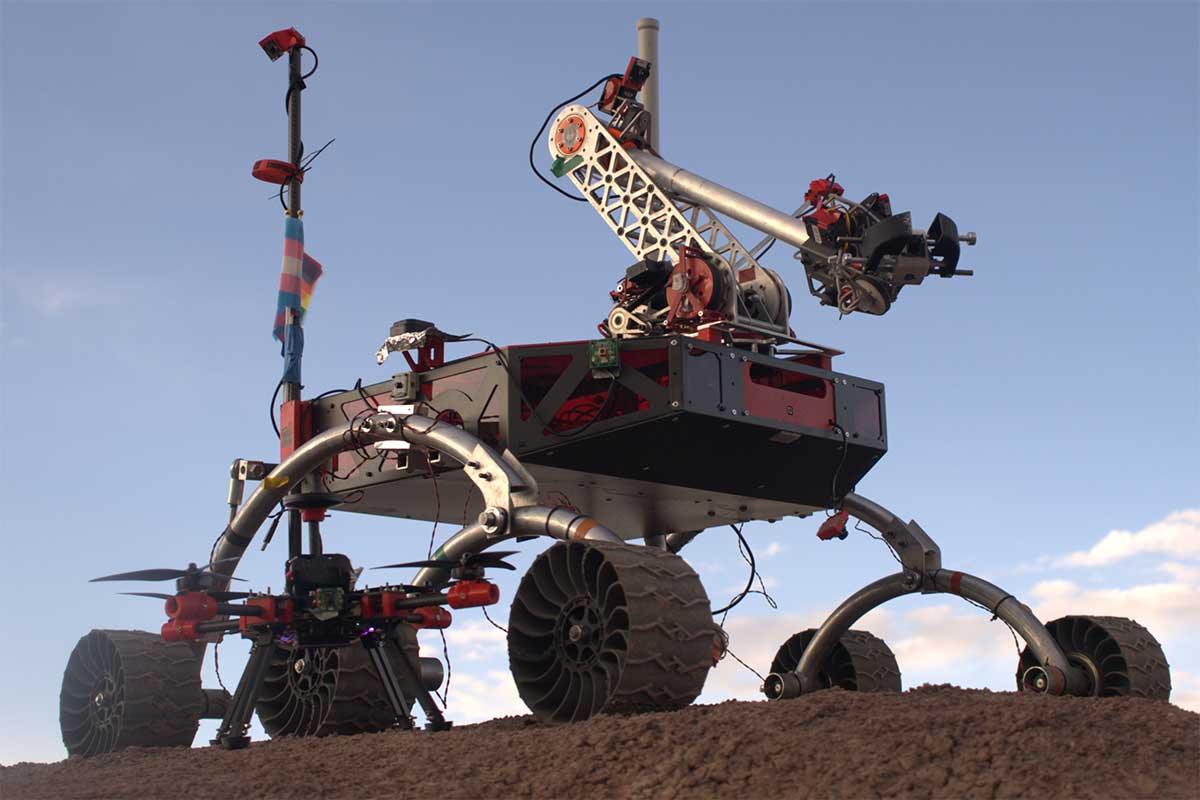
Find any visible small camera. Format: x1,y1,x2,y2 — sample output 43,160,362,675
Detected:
259,27,306,61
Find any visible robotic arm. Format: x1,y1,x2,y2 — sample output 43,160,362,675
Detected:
547,58,976,340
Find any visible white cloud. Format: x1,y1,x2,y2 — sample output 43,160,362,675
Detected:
1028,578,1200,638
1050,510,1200,568
888,604,1015,672
443,669,529,723
1169,670,1200,714
3,273,122,316
1157,562,1200,583
764,542,786,558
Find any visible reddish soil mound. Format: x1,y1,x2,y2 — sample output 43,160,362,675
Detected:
4,686,1198,799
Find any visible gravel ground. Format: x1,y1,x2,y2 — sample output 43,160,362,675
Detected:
4,686,1198,799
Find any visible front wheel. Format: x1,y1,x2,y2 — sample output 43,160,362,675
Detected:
508,541,717,723
60,629,206,757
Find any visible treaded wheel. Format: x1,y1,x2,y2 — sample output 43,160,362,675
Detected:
256,627,421,738
769,628,901,692
1017,615,1171,699
508,540,716,723
60,629,205,757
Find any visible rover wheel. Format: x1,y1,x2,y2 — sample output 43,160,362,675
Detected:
508,541,716,723
769,628,902,692
1016,615,1171,699
257,628,423,737
60,629,206,757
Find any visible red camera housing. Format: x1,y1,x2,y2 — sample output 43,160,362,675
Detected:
259,28,306,61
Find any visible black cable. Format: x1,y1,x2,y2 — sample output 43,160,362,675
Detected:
300,138,335,172
269,377,284,437
830,424,849,500
482,606,508,634
435,629,451,708
712,524,776,616
299,45,318,80
354,377,378,411
529,74,621,201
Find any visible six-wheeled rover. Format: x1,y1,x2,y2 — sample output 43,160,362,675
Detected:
60,20,1171,757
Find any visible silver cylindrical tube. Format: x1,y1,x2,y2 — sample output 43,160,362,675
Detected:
630,149,811,249
636,17,660,151
411,506,624,588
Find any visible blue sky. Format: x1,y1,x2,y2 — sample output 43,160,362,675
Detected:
1,1,1197,764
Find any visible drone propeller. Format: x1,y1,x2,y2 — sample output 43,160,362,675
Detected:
90,558,247,584
119,590,253,602
374,550,519,572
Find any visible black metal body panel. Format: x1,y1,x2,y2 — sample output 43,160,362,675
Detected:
308,336,886,536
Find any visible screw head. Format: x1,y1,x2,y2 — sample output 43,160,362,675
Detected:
293,658,306,674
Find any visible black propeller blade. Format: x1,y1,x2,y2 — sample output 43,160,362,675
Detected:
374,550,519,571
119,590,252,601
90,558,247,584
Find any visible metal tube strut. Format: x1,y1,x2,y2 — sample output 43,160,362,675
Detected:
629,149,812,249
636,18,660,152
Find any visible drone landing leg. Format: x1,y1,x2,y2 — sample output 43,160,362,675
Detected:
212,638,274,750
394,646,451,732
363,636,416,730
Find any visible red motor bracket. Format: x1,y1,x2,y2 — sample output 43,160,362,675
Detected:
599,56,652,113
165,592,218,621
804,176,844,207
409,606,453,630
161,620,202,643
446,580,500,609
252,159,303,185
259,27,306,61
239,596,293,634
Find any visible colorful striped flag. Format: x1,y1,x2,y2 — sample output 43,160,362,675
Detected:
272,216,323,342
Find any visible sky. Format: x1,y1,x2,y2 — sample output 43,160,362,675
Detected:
1,0,1197,765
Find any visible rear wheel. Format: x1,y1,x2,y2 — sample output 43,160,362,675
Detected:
508,541,716,723
1017,615,1171,699
769,628,901,692
60,629,206,757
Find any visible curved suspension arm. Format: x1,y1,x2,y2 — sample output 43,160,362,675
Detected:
210,412,533,588
765,492,1088,699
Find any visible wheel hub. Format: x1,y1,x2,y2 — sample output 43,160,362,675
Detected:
287,650,331,697
1065,651,1101,696
90,675,119,726
556,598,604,669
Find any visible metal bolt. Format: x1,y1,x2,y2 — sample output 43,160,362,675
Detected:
478,507,507,533
477,472,492,481
293,658,306,674
568,624,583,642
